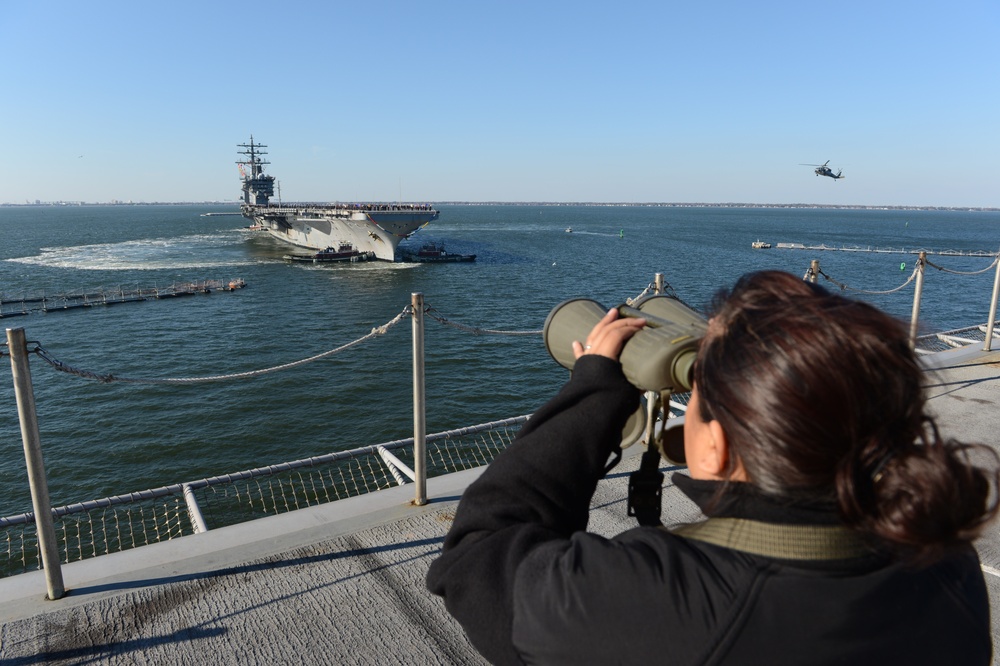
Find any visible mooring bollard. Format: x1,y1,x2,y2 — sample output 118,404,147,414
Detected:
6,327,65,600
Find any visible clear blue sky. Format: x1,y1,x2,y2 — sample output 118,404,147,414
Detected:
2,1,997,207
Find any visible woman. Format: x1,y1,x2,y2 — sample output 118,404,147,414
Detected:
426,270,998,665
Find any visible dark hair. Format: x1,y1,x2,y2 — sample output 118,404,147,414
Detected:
693,270,998,563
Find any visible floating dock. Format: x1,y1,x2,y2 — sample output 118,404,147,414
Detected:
0,279,246,318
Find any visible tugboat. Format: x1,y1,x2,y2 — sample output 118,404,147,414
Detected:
237,137,438,261
751,239,772,249
400,242,476,263
284,242,376,264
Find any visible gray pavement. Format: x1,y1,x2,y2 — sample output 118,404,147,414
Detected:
0,344,998,664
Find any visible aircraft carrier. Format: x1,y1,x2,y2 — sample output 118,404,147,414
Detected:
237,137,439,262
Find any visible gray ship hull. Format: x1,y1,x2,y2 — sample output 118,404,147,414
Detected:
243,204,438,261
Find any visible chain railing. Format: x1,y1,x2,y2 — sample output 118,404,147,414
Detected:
803,251,1000,351
0,295,540,584
3,262,1000,587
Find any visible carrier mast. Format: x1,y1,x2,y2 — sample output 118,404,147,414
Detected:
237,136,275,206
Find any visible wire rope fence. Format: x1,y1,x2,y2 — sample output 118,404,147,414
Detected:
1,257,999,581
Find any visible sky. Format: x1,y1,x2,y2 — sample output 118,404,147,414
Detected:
1,1,997,207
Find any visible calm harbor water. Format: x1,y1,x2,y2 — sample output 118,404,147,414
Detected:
1,204,998,515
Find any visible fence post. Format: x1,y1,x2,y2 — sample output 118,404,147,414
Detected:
6,327,65,600
411,293,427,505
984,252,1000,352
908,252,926,349
804,260,820,283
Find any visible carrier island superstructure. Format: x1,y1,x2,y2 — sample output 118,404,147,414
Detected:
237,137,439,261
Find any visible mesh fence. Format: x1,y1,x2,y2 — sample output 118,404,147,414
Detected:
913,322,1000,354
0,417,527,578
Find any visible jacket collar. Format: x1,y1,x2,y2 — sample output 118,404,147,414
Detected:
672,472,841,526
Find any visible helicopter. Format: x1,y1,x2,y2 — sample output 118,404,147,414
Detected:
800,160,844,180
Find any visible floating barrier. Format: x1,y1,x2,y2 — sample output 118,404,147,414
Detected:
0,279,246,319
773,243,998,256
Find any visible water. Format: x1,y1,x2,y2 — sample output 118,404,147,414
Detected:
1,204,998,515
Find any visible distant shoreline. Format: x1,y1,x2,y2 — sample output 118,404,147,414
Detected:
439,202,1000,212
1,201,997,213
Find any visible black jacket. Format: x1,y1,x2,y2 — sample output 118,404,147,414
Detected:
426,356,991,665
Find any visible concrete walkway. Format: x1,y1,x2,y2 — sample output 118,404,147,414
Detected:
1,345,998,664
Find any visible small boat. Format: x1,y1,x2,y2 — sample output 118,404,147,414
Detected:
284,242,376,263
401,242,476,263
565,227,573,233
751,240,772,249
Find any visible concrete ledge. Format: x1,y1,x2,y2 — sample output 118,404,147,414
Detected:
919,342,1000,370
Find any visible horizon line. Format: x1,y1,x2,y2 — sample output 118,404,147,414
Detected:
2,200,998,212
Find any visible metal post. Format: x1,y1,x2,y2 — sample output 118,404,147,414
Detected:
654,273,664,295
6,327,65,600
805,260,820,283
411,293,427,505
909,252,926,349
984,251,1000,352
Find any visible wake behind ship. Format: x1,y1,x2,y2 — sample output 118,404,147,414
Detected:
237,137,439,261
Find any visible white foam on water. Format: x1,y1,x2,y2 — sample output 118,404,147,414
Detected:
6,233,256,271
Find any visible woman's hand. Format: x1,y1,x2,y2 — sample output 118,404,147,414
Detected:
572,308,646,362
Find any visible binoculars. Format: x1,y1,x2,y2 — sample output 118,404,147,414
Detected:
543,294,707,393
543,294,707,461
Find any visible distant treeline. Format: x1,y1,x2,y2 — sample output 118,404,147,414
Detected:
436,202,1000,212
